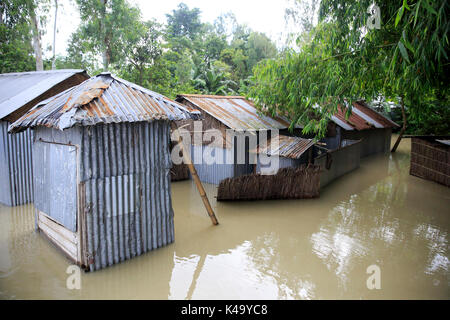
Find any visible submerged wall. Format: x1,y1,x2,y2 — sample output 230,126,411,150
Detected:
191,145,234,185
255,153,309,174
190,144,254,185
314,140,361,188
0,121,34,206
33,121,175,271
342,128,392,158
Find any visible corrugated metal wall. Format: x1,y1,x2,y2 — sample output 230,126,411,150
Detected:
191,145,235,185
342,128,392,158
0,121,34,206
256,156,306,174
33,141,78,232
314,140,361,188
80,121,175,271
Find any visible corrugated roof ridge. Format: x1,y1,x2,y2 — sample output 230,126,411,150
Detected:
178,94,246,99
110,74,196,115
353,101,400,128
8,73,200,133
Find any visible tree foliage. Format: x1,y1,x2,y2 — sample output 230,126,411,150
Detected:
0,0,49,73
3,1,279,100
249,0,449,137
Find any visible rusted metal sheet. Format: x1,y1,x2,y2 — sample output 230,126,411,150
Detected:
9,73,200,133
255,135,315,160
0,69,88,120
176,94,291,131
353,101,399,128
331,101,399,131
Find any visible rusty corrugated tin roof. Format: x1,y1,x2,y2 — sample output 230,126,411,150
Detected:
176,94,292,131
9,73,201,132
331,101,399,131
0,69,88,120
254,135,315,159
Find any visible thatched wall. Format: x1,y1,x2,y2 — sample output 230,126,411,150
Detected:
217,165,321,201
171,164,190,181
410,138,449,187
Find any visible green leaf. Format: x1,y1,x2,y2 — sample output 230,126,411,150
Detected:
398,41,410,64
422,0,437,15
402,30,415,53
413,0,421,27
395,2,406,27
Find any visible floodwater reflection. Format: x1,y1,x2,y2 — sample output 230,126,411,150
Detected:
0,137,449,299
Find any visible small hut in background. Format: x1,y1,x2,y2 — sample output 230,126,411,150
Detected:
0,69,89,206
323,101,399,157
410,137,449,187
9,73,199,271
253,135,315,174
175,94,293,185
216,135,320,201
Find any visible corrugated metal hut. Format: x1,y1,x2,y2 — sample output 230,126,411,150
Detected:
9,73,199,271
254,135,315,174
0,69,89,206
410,137,449,187
323,101,399,157
175,94,292,184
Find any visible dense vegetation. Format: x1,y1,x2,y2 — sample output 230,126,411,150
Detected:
1,0,278,99
1,0,448,138
249,0,449,139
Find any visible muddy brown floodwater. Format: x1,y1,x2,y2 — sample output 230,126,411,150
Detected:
0,137,449,300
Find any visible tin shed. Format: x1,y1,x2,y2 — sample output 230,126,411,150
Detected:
9,73,199,271
0,69,89,206
175,94,292,184
323,101,399,157
254,135,315,174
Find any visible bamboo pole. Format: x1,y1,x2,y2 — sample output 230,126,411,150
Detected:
173,124,219,226
391,96,406,153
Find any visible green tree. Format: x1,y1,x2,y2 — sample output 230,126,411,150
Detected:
166,2,202,41
0,0,49,73
249,0,449,143
0,0,34,73
246,32,278,73
73,0,143,71
193,64,237,95
120,19,163,86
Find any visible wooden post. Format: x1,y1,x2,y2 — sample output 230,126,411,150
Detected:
391,96,407,153
173,124,219,226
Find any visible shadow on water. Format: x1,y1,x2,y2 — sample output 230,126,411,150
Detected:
0,136,449,299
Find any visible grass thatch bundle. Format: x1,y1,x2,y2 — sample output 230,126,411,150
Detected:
217,164,321,201
171,164,190,181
